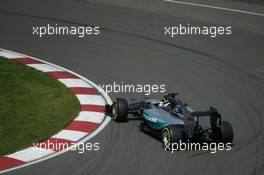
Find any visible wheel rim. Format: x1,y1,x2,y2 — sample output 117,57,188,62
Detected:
162,129,170,145
112,103,117,119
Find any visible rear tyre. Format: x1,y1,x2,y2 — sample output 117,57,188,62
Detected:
220,121,233,143
162,125,184,146
112,98,128,122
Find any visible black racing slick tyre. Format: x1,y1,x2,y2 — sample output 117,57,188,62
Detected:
220,121,234,143
111,98,128,122
162,125,184,146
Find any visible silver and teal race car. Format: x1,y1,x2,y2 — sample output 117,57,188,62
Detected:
106,93,233,146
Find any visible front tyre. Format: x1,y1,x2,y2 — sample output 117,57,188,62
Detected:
220,121,233,143
112,98,128,122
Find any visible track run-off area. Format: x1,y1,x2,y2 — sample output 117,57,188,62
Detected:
0,0,264,174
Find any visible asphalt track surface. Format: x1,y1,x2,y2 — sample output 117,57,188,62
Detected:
0,0,264,174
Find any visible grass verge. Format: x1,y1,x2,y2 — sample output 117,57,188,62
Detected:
0,57,80,155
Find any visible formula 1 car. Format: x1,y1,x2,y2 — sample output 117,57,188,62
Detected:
106,93,233,146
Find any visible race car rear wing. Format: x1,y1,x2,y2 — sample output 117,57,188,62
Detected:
191,107,222,139
191,107,221,118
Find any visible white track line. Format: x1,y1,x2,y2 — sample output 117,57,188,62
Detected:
52,130,88,141
7,147,54,162
76,95,106,105
27,64,63,72
163,0,264,17
74,111,105,123
58,79,93,88
0,51,21,58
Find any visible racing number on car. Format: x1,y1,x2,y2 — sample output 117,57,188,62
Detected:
145,115,157,122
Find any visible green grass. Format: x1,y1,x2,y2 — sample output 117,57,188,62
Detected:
0,57,80,155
